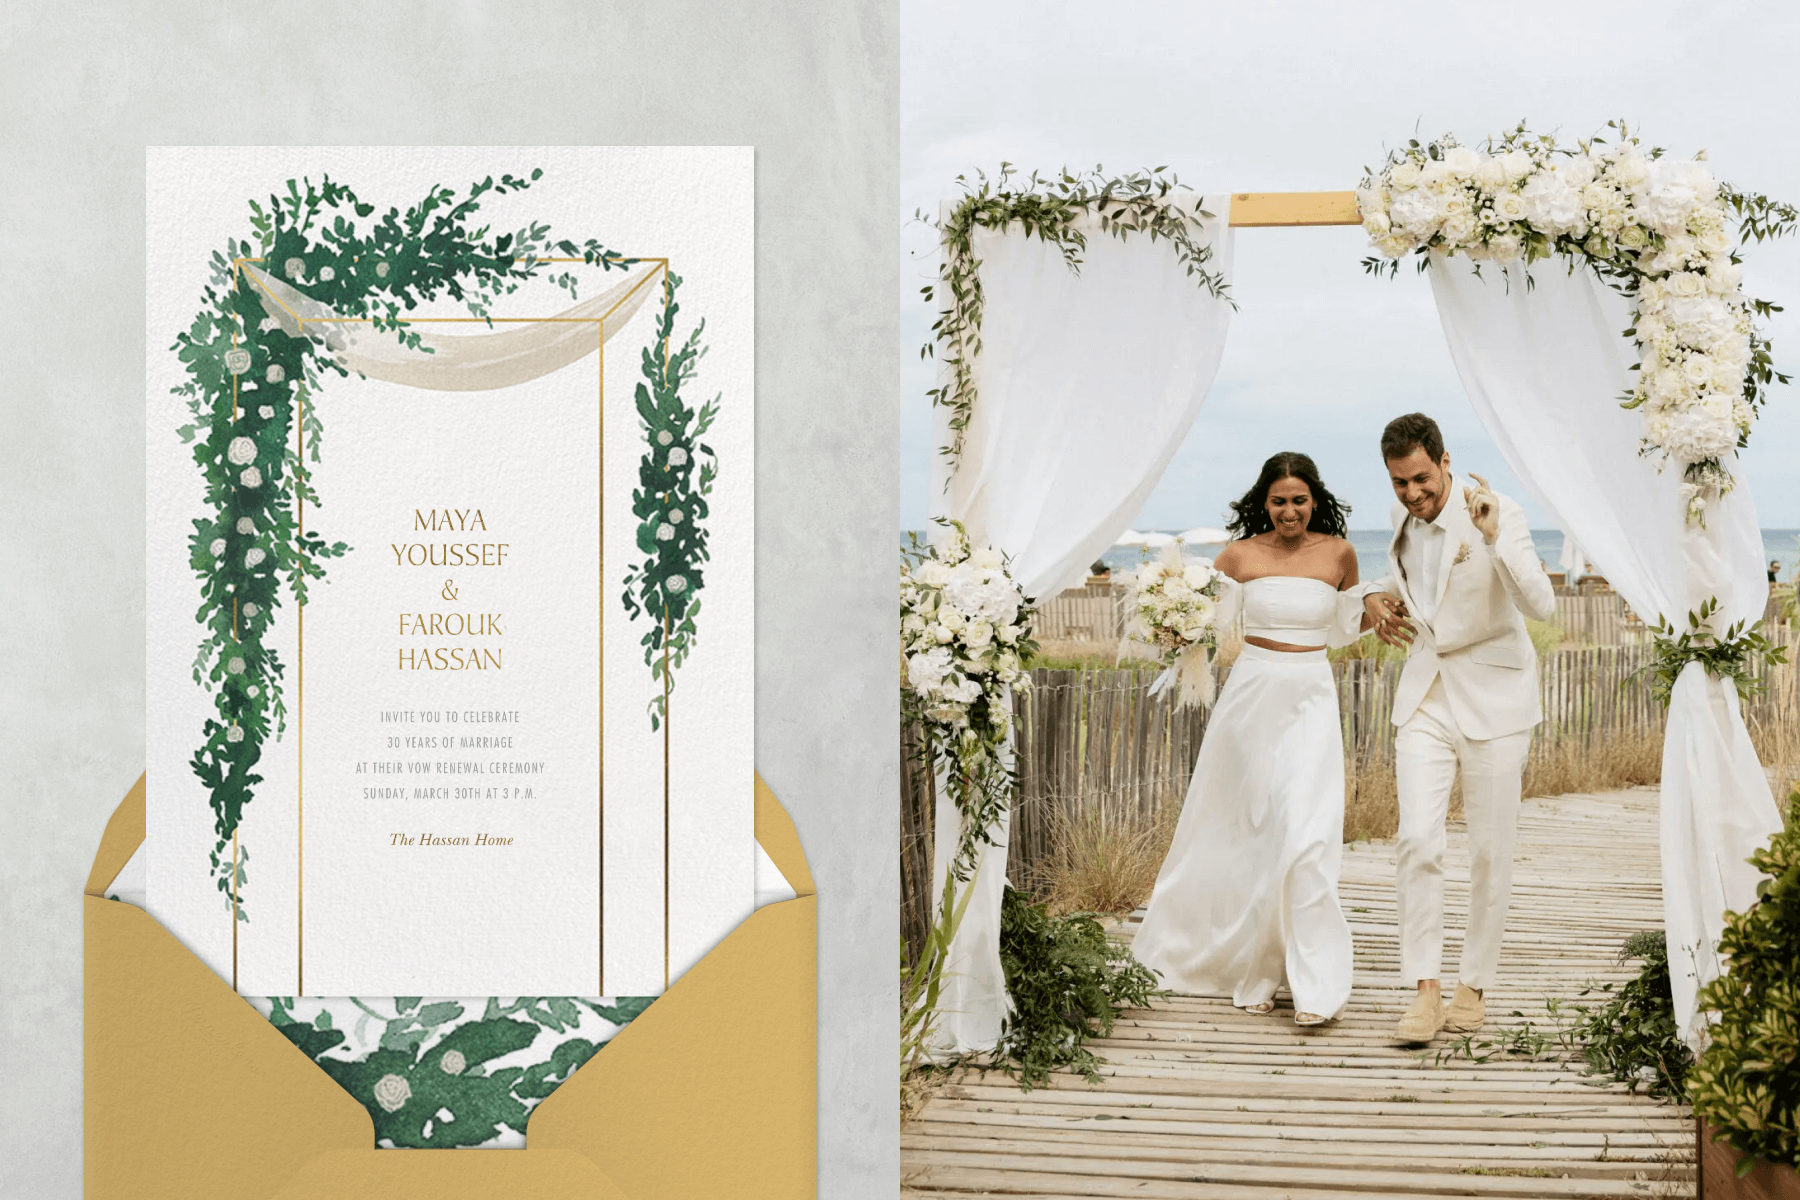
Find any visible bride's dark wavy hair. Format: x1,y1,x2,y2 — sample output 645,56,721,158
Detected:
1225,452,1351,539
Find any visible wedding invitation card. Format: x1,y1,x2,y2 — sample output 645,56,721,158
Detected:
146,146,754,998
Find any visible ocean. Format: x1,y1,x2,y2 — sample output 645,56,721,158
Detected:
1082,529,1800,589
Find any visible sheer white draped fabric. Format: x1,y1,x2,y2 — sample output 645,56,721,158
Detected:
924,195,1236,1055
1429,257,1778,1048
243,262,659,390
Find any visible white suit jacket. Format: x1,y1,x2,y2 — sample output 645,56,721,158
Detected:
1369,477,1557,741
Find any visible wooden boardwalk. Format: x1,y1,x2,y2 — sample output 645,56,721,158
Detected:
904,788,1695,1199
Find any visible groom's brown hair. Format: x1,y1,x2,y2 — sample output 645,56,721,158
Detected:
1381,413,1446,464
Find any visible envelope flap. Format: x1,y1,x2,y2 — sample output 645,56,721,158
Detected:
529,778,816,1199
84,895,376,1199
754,772,814,898
86,772,146,897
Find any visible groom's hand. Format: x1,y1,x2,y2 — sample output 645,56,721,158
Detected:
1364,592,1414,646
1464,472,1501,544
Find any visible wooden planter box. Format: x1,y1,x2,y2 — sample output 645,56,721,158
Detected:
1700,1118,1800,1200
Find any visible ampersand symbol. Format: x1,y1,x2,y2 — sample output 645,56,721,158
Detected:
442,579,458,601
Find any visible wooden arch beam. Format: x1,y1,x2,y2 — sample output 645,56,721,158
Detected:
1228,191,1360,227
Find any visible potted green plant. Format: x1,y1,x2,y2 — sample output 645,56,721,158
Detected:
1688,788,1799,1199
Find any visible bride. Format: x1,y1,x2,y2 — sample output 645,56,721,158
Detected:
1131,452,1371,1026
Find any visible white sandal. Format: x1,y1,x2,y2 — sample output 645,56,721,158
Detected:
1243,1000,1276,1015
1294,1011,1330,1027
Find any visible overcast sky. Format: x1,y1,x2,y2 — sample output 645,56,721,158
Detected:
900,0,1800,533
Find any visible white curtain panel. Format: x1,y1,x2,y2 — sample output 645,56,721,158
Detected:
924,195,1236,1055
1429,257,1779,1047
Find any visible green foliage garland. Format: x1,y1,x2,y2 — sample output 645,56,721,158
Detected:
996,886,1160,1089
1639,597,1789,708
173,170,633,914
921,165,1231,470
1689,789,1800,1173
622,270,719,730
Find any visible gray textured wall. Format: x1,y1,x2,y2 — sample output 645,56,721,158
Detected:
0,4,898,1195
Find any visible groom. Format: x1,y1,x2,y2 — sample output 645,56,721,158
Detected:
1362,413,1556,1044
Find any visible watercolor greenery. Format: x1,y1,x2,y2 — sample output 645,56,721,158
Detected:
269,994,653,1148
172,170,634,916
621,270,719,731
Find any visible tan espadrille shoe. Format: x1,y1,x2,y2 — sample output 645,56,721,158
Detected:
1442,984,1486,1034
1395,989,1446,1043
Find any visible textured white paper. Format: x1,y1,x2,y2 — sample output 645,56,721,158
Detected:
146,146,753,997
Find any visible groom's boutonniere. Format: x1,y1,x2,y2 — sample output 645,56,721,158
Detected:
1452,541,1471,566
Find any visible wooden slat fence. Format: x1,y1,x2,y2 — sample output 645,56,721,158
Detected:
901,631,1800,961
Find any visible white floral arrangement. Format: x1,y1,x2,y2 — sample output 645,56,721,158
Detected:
1358,122,1792,524
900,519,1036,878
1123,544,1227,708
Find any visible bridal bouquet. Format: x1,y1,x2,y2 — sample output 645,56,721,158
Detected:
1358,122,1788,524
900,519,1037,878
1123,545,1226,708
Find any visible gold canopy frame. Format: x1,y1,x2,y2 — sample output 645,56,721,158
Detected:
225,254,669,998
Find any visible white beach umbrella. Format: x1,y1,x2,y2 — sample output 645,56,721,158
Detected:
1178,527,1230,545
1114,529,1176,547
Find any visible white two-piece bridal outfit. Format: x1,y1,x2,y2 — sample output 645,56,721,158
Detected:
1132,575,1368,1020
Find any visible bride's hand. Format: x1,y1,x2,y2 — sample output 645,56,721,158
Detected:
1364,592,1414,646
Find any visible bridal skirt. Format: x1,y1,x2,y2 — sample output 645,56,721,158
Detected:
1131,645,1354,1018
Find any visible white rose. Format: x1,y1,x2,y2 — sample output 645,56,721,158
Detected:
1389,160,1421,188
932,624,954,645
1617,223,1649,250
939,606,965,632
1443,146,1480,178
964,620,994,648
236,518,256,535
1355,184,1388,215
1668,272,1705,298
666,575,688,594
1682,355,1713,384
668,447,689,467
1701,390,1734,421
1501,150,1533,181
1493,191,1527,222
375,261,390,278
997,622,1020,644
372,1074,411,1113
1712,362,1742,395
915,560,951,587
227,656,246,675
902,612,926,634
657,430,673,446
1376,234,1414,259
283,257,306,281
1163,577,1192,602
1440,213,1477,245
1488,234,1524,263
244,547,266,569
1362,210,1391,238
257,405,274,419
970,546,1004,569
655,523,675,541
1473,156,1508,192
1695,225,1729,255
242,603,258,617
240,466,262,488
258,317,280,333
1182,563,1214,589
247,685,259,697
318,266,335,283
265,364,285,384
440,1049,466,1075
227,436,258,465
209,538,226,557
226,725,245,743
1418,159,1452,190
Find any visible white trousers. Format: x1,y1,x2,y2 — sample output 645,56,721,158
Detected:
1394,677,1531,990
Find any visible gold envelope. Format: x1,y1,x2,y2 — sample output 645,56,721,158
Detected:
84,773,816,1199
